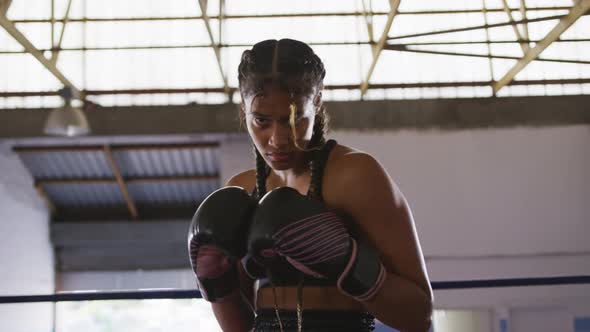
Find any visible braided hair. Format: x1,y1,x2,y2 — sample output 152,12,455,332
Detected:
238,39,330,200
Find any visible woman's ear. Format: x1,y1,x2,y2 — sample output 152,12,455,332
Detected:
313,90,323,107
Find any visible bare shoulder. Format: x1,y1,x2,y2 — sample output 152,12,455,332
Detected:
323,144,433,299
324,144,393,199
225,169,257,193
326,143,383,169
323,143,410,234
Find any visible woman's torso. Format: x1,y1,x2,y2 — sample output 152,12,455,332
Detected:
232,141,366,311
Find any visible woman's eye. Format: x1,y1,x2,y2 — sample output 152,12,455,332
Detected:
253,117,269,126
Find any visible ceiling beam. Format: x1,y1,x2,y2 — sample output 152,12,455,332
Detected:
481,0,496,94
49,0,73,64
2,38,589,54
219,0,225,55
103,145,138,219
4,78,590,98
360,0,401,97
35,183,56,216
501,0,530,53
0,1,10,15
493,0,590,94
519,0,531,49
0,12,81,96
50,0,54,52
8,6,575,24
2,95,589,138
388,14,570,40
361,0,375,47
197,0,231,101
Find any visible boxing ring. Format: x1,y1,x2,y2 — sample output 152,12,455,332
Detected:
1,275,589,304
1,275,588,332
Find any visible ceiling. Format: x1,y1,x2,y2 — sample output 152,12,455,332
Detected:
14,142,221,222
1,0,589,109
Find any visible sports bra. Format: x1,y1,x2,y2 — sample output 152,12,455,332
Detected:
250,139,359,288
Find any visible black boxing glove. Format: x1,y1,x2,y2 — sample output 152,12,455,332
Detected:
240,252,267,280
188,186,257,302
248,187,387,302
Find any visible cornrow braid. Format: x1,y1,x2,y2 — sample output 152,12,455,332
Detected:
309,105,329,148
238,38,325,106
254,146,269,200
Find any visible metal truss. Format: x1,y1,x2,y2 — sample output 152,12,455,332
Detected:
0,6,80,96
1,2,588,101
360,0,401,98
493,0,590,93
198,0,231,101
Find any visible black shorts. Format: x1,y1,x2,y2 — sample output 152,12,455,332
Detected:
253,309,375,332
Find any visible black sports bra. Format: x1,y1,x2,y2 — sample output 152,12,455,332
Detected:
250,139,358,287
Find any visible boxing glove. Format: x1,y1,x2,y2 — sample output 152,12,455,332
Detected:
188,186,257,302
248,187,386,302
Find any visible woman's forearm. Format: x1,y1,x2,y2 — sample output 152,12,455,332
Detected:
211,290,255,332
362,273,433,332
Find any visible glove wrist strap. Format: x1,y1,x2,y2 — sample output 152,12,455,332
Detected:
337,239,387,302
197,263,240,302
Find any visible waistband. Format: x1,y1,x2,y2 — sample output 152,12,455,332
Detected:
254,308,375,332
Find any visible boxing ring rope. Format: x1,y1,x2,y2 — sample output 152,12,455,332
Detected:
1,275,589,304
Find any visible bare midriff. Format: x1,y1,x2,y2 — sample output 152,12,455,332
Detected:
256,286,366,311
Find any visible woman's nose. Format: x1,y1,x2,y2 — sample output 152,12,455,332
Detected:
269,122,290,147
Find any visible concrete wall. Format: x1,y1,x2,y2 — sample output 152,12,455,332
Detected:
0,142,55,332
330,126,590,258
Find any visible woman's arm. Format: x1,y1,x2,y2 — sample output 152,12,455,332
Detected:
206,172,258,331
210,262,256,332
326,152,433,332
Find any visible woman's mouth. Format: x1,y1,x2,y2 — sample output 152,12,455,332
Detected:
267,152,291,162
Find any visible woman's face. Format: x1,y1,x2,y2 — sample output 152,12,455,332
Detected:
242,84,317,171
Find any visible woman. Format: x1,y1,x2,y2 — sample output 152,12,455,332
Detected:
189,39,433,332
